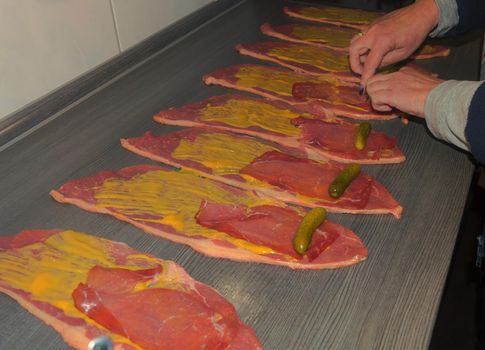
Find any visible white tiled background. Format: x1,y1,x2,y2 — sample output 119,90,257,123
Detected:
0,0,214,121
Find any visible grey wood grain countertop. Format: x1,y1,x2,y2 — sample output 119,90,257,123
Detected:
0,0,480,349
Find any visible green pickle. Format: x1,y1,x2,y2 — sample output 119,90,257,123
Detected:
354,122,372,150
293,207,327,255
328,164,362,198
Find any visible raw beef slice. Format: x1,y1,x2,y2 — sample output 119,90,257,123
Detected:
121,131,402,218
0,229,262,349
236,41,358,82
203,64,397,120
153,94,405,164
284,5,383,30
260,23,450,59
50,165,368,269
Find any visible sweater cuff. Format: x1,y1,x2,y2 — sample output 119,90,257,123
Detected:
429,0,459,37
424,80,482,150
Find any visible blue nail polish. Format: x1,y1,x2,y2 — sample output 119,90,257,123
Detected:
358,85,364,96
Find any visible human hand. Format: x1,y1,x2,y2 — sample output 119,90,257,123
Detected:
349,0,439,87
366,66,443,117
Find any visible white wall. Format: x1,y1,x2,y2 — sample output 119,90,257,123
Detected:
112,0,214,50
0,0,213,121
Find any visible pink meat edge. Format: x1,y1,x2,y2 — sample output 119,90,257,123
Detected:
283,7,367,30
251,186,402,219
153,114,295,144
411,47,450,59
0,285,123,350
261,23,338,50
330,105,398,121
0,229,62,250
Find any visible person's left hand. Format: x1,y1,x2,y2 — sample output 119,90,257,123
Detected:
348,0,438,88
366,66,443,117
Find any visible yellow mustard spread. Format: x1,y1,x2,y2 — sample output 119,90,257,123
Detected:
299,6,382,24
94,169,282,255
267,44,349,73
292,25,355,48
234,65,338,97
172,132,277,175
0,230,184,348
233,65,366,111
200,98,307,137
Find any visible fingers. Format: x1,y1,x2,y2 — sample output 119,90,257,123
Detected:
366,76,394,111
349,30,399,87
360,39,393,87
366,72,390,85
399,65,436,80
349,37,371,75
365,68,441,117
373,103,393,112
368,88,393,112
379,48,410,68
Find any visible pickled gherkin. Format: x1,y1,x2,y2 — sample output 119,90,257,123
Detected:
354,122,372,150
293,207,327,255
328,164,362,198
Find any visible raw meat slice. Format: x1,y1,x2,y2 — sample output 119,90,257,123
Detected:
262,22,358,50
73,266,241,350
0,229,262,349
290,116,402,163
284,5,383,30
241,151,402,217
196,201,339,261
261,23,450,59
120,131,402,218
236,41,358,82
203,64,397,120
50,165,368,269
153,94,405,164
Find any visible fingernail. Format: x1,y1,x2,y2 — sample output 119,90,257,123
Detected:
358,85,364,95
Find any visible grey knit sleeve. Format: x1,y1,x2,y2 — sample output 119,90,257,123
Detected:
424,80,484,150
429,0,459,37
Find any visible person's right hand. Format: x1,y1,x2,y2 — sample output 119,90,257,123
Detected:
349,0,440,88
366,66,443,117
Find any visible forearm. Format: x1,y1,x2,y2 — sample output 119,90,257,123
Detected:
428,0,458,37
412,0,441,36
425,80,485,162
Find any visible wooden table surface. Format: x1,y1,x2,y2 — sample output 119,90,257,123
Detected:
0,1,480,349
